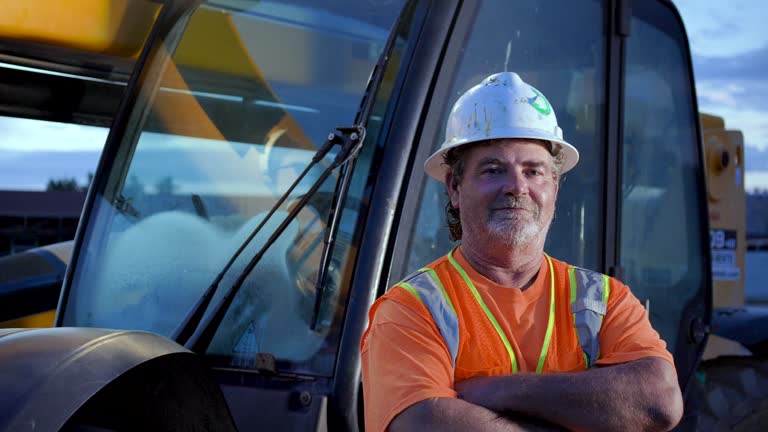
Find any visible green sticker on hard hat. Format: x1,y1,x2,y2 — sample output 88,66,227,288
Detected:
528,88,552,116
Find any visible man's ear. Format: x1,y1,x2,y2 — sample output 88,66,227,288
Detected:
445,172,460,209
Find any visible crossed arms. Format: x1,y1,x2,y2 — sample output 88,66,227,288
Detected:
389,356,683,432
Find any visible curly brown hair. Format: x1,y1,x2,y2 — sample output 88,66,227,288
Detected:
442,140,565,241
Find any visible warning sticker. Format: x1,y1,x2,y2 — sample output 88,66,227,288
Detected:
710,229,740,281
712,267,740,281
710,229,737,251
712,250,736,267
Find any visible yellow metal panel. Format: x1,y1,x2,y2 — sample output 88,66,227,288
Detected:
174,8,265,79
153,7,313,151
0,0,160,57
700,113,725,131
0,310,56,329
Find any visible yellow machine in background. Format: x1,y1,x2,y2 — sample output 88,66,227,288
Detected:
701,113,749,360
696,114,768,430
0,241,71,328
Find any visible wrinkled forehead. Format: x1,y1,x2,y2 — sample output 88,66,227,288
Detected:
464,138,553,162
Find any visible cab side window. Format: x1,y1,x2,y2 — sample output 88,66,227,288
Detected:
620,1,706,354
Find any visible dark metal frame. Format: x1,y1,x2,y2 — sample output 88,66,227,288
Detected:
386,0,477,284
0,66,125,127
0,41,135,82
646,0,713,394
330,1,462,429
603,0,629,278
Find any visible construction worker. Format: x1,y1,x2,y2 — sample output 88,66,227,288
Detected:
360,72,683,432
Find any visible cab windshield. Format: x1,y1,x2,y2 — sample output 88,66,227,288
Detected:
62,0,406,377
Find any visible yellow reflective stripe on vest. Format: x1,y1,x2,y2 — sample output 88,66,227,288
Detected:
399,269,459,368
446,249,556,375
401,251,609,375
537,255,556,374
447,249,519,373
601,274,611,313
568,266,610,368
399,282,421,301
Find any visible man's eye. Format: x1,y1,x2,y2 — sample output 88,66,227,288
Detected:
526,169,544,177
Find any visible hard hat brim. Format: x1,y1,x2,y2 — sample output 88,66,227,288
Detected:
423,129,579,182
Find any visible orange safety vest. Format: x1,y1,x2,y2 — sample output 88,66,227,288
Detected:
392,248,610,379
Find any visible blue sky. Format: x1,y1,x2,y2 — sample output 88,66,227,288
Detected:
1,1,767,192
675,0,768,191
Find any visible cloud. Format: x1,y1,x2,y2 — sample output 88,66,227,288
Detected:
0,117,108,152
674,0,768,186
675,0,768,57
697,80,768,120
691,44,768,151
693,44,768,83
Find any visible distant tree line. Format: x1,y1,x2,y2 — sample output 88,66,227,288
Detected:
46,172,93,192
46,173,179,195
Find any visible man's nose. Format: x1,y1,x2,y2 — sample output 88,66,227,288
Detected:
502,171,528,196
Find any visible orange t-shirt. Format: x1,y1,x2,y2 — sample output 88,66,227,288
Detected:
360,248,674,432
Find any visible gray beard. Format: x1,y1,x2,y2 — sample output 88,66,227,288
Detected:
487,213,545,246
484,197,551,247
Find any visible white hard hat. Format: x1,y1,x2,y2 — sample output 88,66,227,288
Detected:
424,72,579,181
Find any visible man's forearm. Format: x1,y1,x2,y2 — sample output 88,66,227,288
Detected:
455,357,683,432
389,397,566,432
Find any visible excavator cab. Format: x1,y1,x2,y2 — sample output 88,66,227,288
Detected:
0,1,712,430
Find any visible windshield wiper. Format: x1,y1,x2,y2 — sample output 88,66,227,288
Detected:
307,141,359,330
306,76,384,331
307,25,401,331
173,9,401,354
172,126,365,353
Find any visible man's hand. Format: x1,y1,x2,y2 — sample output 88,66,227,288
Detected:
454,357,682,432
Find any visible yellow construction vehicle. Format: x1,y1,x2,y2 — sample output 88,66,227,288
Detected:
0,1,766,431
695,113,768,430
702,112,747,360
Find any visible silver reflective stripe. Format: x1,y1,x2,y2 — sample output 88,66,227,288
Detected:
401,270,459,368
572,267,608,368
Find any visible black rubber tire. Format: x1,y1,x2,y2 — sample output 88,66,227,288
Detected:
698,356,768,431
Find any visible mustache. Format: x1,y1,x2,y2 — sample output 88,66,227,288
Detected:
491,197,539,213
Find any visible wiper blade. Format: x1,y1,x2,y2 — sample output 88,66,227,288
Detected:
308,13,401,330
308,153,357,330
177,126,366,354
171,128,350,346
